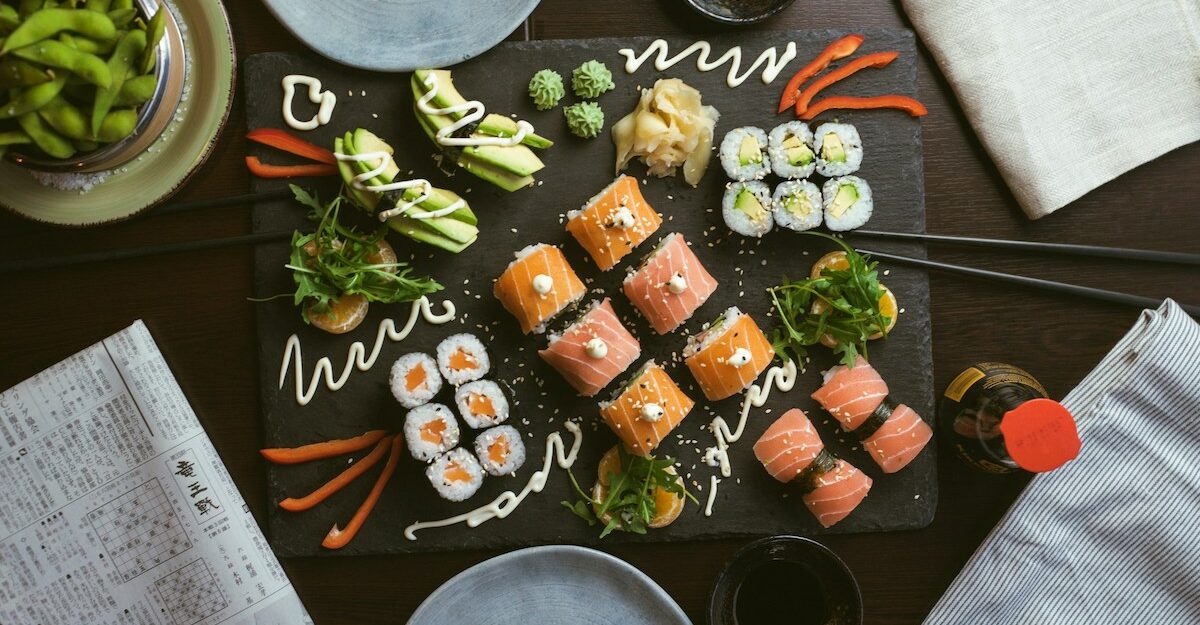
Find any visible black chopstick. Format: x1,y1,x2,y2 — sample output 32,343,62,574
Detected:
848,230,1200,265
0,230,293,274
858,248,1200,317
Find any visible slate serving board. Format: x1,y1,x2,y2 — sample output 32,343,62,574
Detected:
246,30,935,557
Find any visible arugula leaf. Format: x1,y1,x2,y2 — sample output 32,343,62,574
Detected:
562,447,694,538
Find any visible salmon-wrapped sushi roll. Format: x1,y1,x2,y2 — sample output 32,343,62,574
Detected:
494,243,586,334
539,299,641,397
810,357,888,431
801,459,872,528
684,307,774,401
599,361,694,456
859,402,933,474
623,233,718,334
753,408,829,482
566,175,662,271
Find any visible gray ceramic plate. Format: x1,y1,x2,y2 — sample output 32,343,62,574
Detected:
261,0,540,71
407,546,692,625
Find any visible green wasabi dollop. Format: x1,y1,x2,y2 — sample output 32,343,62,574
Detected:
528,69,565,111
564,102,604,139
571,60,615,99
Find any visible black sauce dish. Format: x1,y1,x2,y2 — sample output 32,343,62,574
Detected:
682,0,797,25
709,536,863,625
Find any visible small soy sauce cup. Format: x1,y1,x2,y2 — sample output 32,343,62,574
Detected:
709,536,863,625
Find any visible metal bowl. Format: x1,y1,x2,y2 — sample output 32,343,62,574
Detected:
683,0,797,25
9,0,187,173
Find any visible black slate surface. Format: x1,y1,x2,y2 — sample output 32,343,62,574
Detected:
247,30,935,557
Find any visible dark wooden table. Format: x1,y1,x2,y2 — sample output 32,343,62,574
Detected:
2,1,1197,623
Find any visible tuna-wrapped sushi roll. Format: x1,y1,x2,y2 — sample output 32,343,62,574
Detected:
813,123,863,177
622,233,718,334
802,458,872,528
404,403,460,462
767,121,816,179
426,448,485,501
683,306,774,401
722,181,773,237
599,361,695,456
494,243,586,334
719,126,771,181
454,380,510,429
566,175,662,271
473,425,527,476
822,176,873,231
772,180,822,232
436,333,490,386
539,298,641,397
389,352,442,408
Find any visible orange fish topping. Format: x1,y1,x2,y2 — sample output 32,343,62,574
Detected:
405,363,427,393
468,392,495,417
487,437,510,464
448,347,477,372
419,418,447,444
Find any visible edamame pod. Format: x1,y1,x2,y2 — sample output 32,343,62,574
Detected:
18,0,43,19
96,107,135,142
1,8,117,54
0,73,68,119
60,32,116,55
0,58,53,88
86,0,112,12
0,5,20,32
38,94,90,139
72,138,98,151
0,129,33,146
139,5,164,74
16,110,75,158
111,0,132,9
114,73,154,106
90,26,142,135
105,7,135,27
11,39,112,88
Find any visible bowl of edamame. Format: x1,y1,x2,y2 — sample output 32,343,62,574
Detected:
0,0,186,173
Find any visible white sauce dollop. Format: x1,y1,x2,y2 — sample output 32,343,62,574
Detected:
726,348,753,367
610,205,635,229
281,75,336,131
666,272,688,294
532,274,554,296
585,338,608,359
333,150,464,221
618,39,798,88
639,403,665,423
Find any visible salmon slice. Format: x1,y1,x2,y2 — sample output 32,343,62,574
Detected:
802,459,872,528
487,438,509,465
405,363,427,393
753,408,825,482
467,393,495,417
811,357,889,431
566,175,663,271
539,299,641,397
684,307,774,401
420,419,447,445
622,233,718,334
599,362,694,456
862,403,933,473
494,243,586,334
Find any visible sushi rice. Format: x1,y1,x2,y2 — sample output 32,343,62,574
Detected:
454,379,510,429
473,425,527,476
404,403,460,462
722,181,774,237
683,306,743,359
767,121,816,180
813,123,863,177
436,333,491,386
389,352,442,408
772,180,823,232
822,176,873,231
426,447,485,502
719,126,771,181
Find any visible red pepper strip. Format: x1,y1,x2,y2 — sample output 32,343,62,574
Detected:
245,156,338,178
794,51,900,116
278,437,391,512
247,128,337,164
800,95,928,120
260,430,388,465
777,34,865,113
322,434,402,550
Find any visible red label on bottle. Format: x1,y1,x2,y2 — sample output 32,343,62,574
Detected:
1000,398,1081,473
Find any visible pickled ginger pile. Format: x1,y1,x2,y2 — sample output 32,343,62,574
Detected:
612,78,720,186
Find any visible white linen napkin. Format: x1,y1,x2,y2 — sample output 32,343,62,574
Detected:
923,299,1200,624
900,0,1200,219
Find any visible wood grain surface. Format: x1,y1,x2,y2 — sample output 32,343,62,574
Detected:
1,1,1197,623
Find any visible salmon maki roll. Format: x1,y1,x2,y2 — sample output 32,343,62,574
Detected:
860,403,933,474
684,306,774,401
810,357,888,431
566,175,663,271
801,459,872,528
493,243,586,334
539,299,641,397
623,233,718,334
753,408,826,482
599,361,694,456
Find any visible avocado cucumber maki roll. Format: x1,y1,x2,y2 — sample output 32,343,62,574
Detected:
767,122,816,180
719,126,771,181
822,176,873,231
813,122,863,177
773,180,822,232
722,180,774,237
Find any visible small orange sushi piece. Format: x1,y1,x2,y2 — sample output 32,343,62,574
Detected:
566,175,663,271
599,361,694,456
623,233,718,334
539,298,641,397
861,403,933,474
684,307,774,401
753,408,825,482
493,243,586,334
810,357,889,431
802,458,872,528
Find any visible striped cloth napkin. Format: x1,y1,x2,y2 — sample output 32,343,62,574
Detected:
924,299,1200,624
900,0,1200,219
